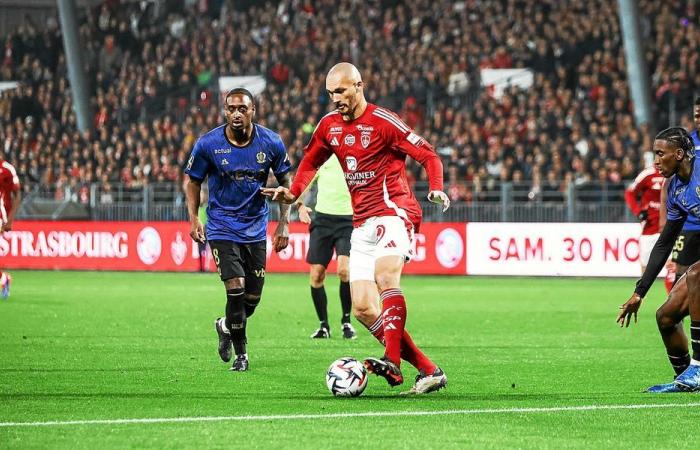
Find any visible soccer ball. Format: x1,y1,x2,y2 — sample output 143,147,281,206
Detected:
325,357,368,397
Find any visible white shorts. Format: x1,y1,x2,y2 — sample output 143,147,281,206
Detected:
349,216,414,282
639,233,660,266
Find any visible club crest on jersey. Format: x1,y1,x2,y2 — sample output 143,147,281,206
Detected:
361,132,371,148
345,156,357,171
256,151,266,164
696,186,700,198
344,134,356,146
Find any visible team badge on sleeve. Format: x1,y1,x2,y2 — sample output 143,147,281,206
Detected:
406,132,425,146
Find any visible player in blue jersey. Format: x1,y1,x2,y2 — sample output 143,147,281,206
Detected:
617,126,700,392
185,88,291,372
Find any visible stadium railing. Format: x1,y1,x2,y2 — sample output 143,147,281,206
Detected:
18,180,634,223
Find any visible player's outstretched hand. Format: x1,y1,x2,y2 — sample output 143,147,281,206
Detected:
427,191,451,212
617,293,643,327
189,218,206,244
297,204,312,224
261,186,297,204
272,221,289,252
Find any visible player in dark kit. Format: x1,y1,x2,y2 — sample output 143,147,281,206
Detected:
617,127,700,392
264,63,450,394
185,88,291,372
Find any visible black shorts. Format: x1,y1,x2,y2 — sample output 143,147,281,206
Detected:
671,231,700,267
208,240,266,295
306,212,353,267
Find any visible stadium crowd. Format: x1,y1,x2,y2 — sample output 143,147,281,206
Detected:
0,0,697,205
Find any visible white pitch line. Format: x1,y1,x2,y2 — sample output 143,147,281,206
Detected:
2,402,700,428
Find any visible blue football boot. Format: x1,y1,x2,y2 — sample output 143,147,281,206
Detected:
674,364,700,391
646,382,685,393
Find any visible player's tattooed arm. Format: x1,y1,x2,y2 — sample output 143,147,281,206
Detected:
271,171,291,252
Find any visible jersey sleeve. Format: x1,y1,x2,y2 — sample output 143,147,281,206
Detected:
271,136,291,177
290,120,333,198
184,138,209,182
624,173,647,216
380,111,444,192
2,161,20,191
665,183,686,222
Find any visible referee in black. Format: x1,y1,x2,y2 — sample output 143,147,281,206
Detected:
296,156,356,339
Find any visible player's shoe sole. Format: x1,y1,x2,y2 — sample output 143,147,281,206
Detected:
645,382,686,393
400,367,447,395
230,356,249,371
363,357,403,386
215,318,233,362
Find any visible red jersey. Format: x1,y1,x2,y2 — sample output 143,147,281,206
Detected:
624,167,663,235
290,103,443,228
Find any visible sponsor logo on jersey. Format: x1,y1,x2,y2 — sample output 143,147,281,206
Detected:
214,148,231,154
344,134,356,146
406,132,424,146
330,126,343,134
345,156,357,171
256,151,266,164
330,136,340,146
356,125,374,131
345,170,375,186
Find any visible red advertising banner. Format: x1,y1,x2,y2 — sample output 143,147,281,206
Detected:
0,221,200,271
1,221,467,274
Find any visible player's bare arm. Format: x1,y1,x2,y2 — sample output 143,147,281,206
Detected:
185,175,205,243
618,218,685,327
272,172,292,252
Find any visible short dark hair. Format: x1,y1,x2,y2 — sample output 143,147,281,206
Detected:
225,88,255,105
655,126,694,159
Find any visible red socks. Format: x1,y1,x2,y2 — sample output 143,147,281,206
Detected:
363,289,437,374
380,288,406,364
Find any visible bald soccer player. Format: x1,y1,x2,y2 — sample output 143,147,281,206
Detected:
263,62,450,394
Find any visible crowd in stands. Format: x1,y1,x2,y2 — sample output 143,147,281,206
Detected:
0,0,697,206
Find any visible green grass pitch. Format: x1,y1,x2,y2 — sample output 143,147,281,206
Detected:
1,271,699,449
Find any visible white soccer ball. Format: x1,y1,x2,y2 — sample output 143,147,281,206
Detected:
326,357,368,397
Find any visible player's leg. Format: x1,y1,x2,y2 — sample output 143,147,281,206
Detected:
655,275,690,377
309,264,331,337
209,240,248,370
336,256,355,338
307,218,334,338
334,220,355,338
674,262,700,390
0,270,10,300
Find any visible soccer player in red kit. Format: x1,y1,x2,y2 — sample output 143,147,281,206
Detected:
624,158,674,292
0,157,21,299
263,62,451,394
